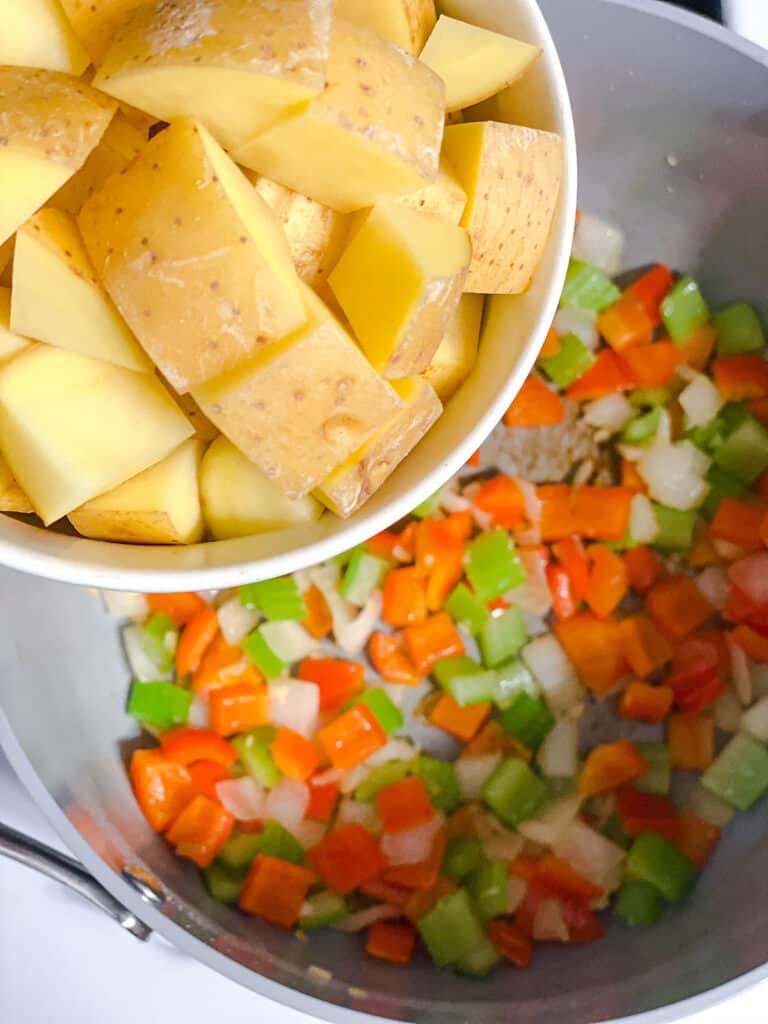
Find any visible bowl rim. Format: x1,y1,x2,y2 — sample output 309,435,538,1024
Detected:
0,0,579,593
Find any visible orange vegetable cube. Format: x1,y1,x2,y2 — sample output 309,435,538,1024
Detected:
271,727,320,782
504,373,565,428
382,567,428,628
165,793,234,867
403,612,464,676
624,544,666,592
376,776,435,834
618,681,674,724
618,615,673,678
176,606,219,676
732,624,768,662
298,658,364,711
667,713,714,771
672,810,720,867
306,777,340,823
428,693,490,742
239,854,315,927
146,592,206,626
646,575,714,641
579,739,648,795
302,583,333,639
366,920,417,965
620,341,678,388
209,682,270,737
195,631,263,696
598,292,655,351
676,324,717,371
161,727,237,767
415,518,465,610
369,632,420,685
310,823,386,895
554,613,625,694
130,749,196,833
317,704,387,770
585,544,628,618
710,498,765,550
712,354,768,400
382,830,446,891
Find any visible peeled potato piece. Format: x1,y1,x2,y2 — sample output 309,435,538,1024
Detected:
0,452,33,514
316,377,442,518
0,288,32,366
200,437,322,541
0,0,89,74
69,438,204,545
423,294,484,402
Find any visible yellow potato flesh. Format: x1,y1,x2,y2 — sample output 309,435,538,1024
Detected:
94,0,332,152
200,436,322,541
393,160,467,225
316,377,442,518
335,0,436,54
0,238,11,278
0,451,33,514
443,121,563,294
12,208,151,373
69,438,204,545
194,287,402,499
329,201,470,378
423,293,484,402
420,15,540,112
0,288,32,366
236,18,445,212
60,0,150,64
0,0,89,74
79,119,305,392
0,346,193,525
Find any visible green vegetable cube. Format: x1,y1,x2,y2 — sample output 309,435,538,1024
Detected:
443,836,484,882
468,860,508,921
634,743,671,796
701,466,747,521
239,577,306,621
412,490,442,519
482,757,549,827
445,583,490,636
141,613,178,674
661,276,710,344
299,891,347,930
493,658,538,710
256,820,305,865
622,407,661,446
540,332,597,389
340,549,389,607
417,888,486,966
652,504,696,551
498,692,555,750
126,680,192,731
355,688,404,735
433,656,498,706
479,607,528,668
701,732,768,810
561,258,621,312
243,628,286,678
204,862,245,904
217,832,263,871
454,936,502,977
466,530,526,602
625,832,697,903
355,760,412,802
418,755,459,812
714,303,765,355
614,879,665,927
233,728,281,788
630,387,673,409
712,415,768,484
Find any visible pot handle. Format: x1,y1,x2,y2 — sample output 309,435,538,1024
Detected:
0,821,152,941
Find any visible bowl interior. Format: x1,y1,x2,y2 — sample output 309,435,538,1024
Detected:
0,0,576,592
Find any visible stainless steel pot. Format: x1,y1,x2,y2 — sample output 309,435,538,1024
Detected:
2,2,767,1022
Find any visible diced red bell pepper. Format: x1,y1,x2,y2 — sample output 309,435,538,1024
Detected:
618,615,673,678
487,919,534,968
366,920,417,965
239,854,314,927
532,855,603,901
298,657,364,711
160,727,237,768
369,632,420,685
130,749,196,833
624,544,666,593
209,682,270,737
366,525,417,564
306,776,340,823
382,830,446,891
598,292,655,351
559,895,605,944
317,705,387,770
187,759,230,801
620,341,678,388
146,592,206,627
710,498,766,551
554,613,626,694
309,823,386,895
377,776,436,834
617,681,674,724
165,793,234,868
579,739,648,795
585,544,628,618
415,518,465,610
567,350,637,401
712,355,768,400
473,475,527,528
403,611,465,676
672,810,720,867
382,567,428,627
551,536,590,602
176,606,219,677
546,563,576,619
615,787,680,839
627,265,673,325
504,374,565,428
646,575,715,641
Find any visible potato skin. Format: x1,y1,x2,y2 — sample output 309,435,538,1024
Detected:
423,293,484,402
335,0,436,55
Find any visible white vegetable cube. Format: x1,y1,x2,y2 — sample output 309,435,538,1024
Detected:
741,697,768,743
553,820,626,889
679,372,724,428
522,634,583,714
268,680,319,737
638,439,711,511
335,0,436,55
572,213,625,276
420,15,540,112
0,346,194,524
330,202,470,378
0,0,89,74
537,719,580,779
423,294,484,402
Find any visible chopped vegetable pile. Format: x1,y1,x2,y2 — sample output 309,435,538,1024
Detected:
115,214,768,976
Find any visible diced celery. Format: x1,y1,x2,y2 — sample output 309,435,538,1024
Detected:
355,760,412,802
141,613,178,674
299,891,347,930
355,688,403,735
720,400,752,435
540,332,597,389
417,889,486,967
445,583,490,636
443,836,484,882
652,503,696,551
622,407,661,445
714,303,765,355
561,258,621,312
614,879,665,926
418,755,460,812
126,680,192,731
466,530,526,602
257,820,305,865
340,549,389,607
712,415,768,484
701,466,747,521
243,628,286,678
498,692,554,750
468,861,508,921
479,607,528,668
204,862,245,904
217,833,263,871
630,387,673,409
433,656,498,707
239,577,307,621
493,658,538,710
259,621,315,663
661,276,710,344
625,832,697,903
482,758,549,827
412,490,442,519
687,417,728,455
635,743,671,796
454,935,502,978
233,728,281,788
603,812,631,849
701,732,768,810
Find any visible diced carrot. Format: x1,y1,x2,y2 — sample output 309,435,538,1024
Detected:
571,487,634,541
383,830,446,891
619,341,678,388
621,457,648,493
579,739,648,795
618,681,674,724
539,325,561,359
554,613,625,694
732,624,768,662
306,776,340,823
130,749,196,833
559,894,605,944
428,693,490,742
403,878,457,923
567,349,637,401
146,592,206,626
466,448,482,469
376,777,435,834
487,919,533,969
209,682,270,737
415,518,465,610
302,583,333,639
239,854,314,927
165,794,234,868
615,787,679,840
710,498,766,551
624,544,666,593
712,354,768,400
752,397,768,428
504,374,565,427
532,855,603,900
194,632,261,696
598,292,655,351
366,920,417,965
176,606,219,677
627,265,673,325
646,575,715,641
462,721,531,761
161,727,237,768
676,324,717,371
618,615,673,678
317,705,387,770
298,657,364,711
403,612,465,676
441,509,474,541
473,475,527,528
688,523,723,568
672,810,720,868
668,713,714,770
585,544,628,618
546,563,576,619
382,567,428,628
271,727,320,782
310,824,386,895
369,632,420,685
187,759,230,801
366,525,416,564
551,536,590,602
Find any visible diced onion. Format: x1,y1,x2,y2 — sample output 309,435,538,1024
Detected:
741,696,768,742
260,621,317,663
522,635,582,714
265,778,309,832
310,563,356,634
518,794,583,847
533,898,569,942
679,373,724,428
572,213,625,275
336,591,383,655
122,624,170,682
269,680,319,738
686,781,734,828
726,634,752,706
102,590,148,620
513,477,542,546
475,810,524,863
638,439,711,511
380,812,444,866
188,695,209,728
294,819,327,850
714,691,743,733
629,493,659,544
334,905,401,932
536,720,580,779
215,777,267,821
336,798,380,833
507,548,551,617
312,767,343,787
456,754,502,801
339,763,369,795
554,306,599,350
584,394,634,433
553,820,625,887
695,566,729,611
522,612,549,637
217,596,260,645
441,489,472,514
365,738,418,767
729,553,768,606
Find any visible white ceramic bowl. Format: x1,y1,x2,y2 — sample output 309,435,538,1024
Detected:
0,0,576,592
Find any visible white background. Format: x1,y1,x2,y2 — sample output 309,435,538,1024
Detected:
2,5,767,1023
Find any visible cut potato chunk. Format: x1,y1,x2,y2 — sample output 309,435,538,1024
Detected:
194,287,402,498
69,438,204,545
236,17,445,212
201,437,321,541
0,238,12,279
0,68,116,246
60,0,148,64
0,288,32,366
394,159,467,225
251,176,349,289
443,121,563,294
0,452,33,514
335,0,436,55
164,387,220,445
420,15,540,113
0,0,89,74
94,0,332,154
423,294,484,402
316,377,442,518
12,208,151,373
329,201,470,378
0,346,193,525
79,119,305,392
